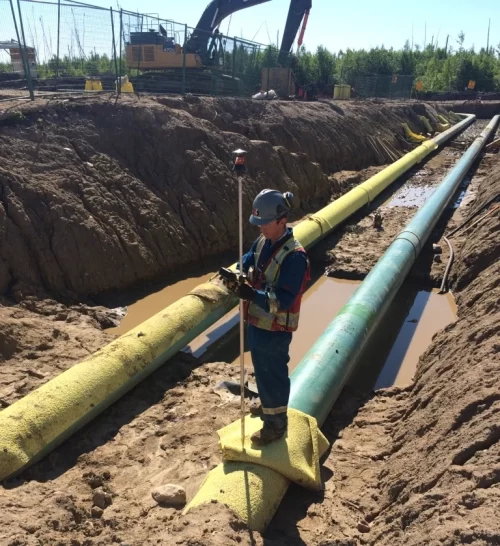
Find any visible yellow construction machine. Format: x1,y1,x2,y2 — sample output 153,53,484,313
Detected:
125,0,312,95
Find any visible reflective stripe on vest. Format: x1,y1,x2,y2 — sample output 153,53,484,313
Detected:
247,234,308,332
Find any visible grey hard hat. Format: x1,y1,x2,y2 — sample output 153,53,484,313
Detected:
249,189,294,226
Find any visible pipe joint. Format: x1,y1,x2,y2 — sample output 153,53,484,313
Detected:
395,230,422,261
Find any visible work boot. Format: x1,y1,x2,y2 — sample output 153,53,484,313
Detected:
249,403,263,416
251,424,286,446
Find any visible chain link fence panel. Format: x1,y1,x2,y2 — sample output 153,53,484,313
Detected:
6,0,489,102
0,0,35,98
350,74,414,100
1,0,297,98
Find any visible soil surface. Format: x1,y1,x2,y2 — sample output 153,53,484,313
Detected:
0,96,499,546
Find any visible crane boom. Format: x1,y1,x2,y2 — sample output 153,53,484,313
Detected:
186,0,312,64
186,0,271,55
279,0,311,63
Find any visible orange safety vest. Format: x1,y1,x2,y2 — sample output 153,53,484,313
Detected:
246,234,310,332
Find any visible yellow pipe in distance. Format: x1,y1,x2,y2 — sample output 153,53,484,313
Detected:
294,138,437,249
402,122,428,143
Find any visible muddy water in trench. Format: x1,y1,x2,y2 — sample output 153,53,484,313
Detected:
110,270,457,390
372,288,457,388
386,185,436,207
214,277,361,373
109,272,214,336
219,276,458,389
385,177,476,210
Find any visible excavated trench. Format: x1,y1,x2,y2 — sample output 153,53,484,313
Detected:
103,119,485,394
109,271,458,396
0,96,499,546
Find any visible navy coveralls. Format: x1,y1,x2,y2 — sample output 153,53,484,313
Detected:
241,228,308,432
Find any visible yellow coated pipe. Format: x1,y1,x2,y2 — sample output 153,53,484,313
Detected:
419,116,434,134
294,139,437,248
402,122,428,142
0,113,475,482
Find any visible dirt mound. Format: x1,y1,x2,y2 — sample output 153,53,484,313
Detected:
0,95,442,302
0,299,115,407
362,155,500,545
154,96,426,172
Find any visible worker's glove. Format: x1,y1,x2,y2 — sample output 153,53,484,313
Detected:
221,277,238,292
235,282,256,302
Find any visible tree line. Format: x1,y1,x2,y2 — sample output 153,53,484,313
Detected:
293,34,500,93
1,31,499,94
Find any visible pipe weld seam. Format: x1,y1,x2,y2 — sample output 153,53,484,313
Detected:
307,216,325,235
358,185,372,205
395,231,422,261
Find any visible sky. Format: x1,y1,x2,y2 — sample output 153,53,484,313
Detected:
91,0,498,53
0,0,497,66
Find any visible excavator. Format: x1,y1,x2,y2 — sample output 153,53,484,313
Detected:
126,0,311,95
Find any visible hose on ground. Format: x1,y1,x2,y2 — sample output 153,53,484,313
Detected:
438,237,454,294
439,193,500,293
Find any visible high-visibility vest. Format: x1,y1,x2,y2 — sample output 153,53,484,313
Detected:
246,234,310,332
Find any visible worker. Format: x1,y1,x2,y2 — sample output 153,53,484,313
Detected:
224,189,310,446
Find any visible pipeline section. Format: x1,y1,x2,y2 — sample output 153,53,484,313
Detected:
291,114,499,423
0,113,475,481
187,115,498,530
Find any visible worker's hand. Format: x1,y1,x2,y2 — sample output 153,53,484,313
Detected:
235,282,256,302
221,277,238,292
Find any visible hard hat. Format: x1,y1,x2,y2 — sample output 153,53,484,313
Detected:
249,189,294,226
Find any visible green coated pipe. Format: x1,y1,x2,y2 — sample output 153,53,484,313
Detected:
289,115,500,425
